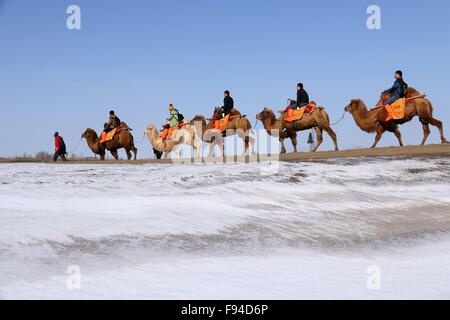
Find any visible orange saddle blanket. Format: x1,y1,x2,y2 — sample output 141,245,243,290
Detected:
160,126,178,141
385,98,406,121
214,115,230,132
286,103,316,123
100,128,118,144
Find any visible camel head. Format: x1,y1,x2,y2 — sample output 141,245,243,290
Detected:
213,106,222,116
345,99,367,114
190,115,206,126
145,125,158,137
82,128,98,141
256,107,275,121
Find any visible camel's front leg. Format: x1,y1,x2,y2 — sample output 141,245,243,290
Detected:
193,141,201,158
371,125,385,148
280,136,287,154
290,134,298,153
207,143,215,158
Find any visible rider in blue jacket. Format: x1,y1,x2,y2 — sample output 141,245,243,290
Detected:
382,70,407,105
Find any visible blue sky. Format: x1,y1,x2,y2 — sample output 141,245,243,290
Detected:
1,0,449,158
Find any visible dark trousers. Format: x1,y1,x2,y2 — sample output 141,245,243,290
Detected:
53,152,67,162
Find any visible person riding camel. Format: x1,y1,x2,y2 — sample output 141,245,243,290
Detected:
101,110,122,144
105,110,121,132
215,90,234,121
293,83,309,110
161,104,180,140
382,70,408,106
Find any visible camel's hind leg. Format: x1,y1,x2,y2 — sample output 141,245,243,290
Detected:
312,127,323,152
315,110,338,151
419,117,447,145
110,149,119,160
133,147,138,160
323,126,338,151
193,140,201,158
429,118,448,143
125,149,132,160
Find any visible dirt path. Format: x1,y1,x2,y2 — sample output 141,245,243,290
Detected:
1,143,449,165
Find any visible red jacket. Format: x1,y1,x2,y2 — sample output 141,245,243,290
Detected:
55,136,63,152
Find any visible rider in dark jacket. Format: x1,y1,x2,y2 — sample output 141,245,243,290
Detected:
383,70,407,105
295,83,309,109
222,90,234,115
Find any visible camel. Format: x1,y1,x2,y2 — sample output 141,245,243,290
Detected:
82,127,138,160
345,87,447,148
277,101,338,153
145,122,201,159
191,107,256,157
256,107,296,150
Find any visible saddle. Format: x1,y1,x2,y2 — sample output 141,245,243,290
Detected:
100,125,126,143
161,126,179,141
214,114,231,132
285,102,316,123
384,98,406,121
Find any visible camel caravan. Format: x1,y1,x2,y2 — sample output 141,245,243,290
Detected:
78,71,447,161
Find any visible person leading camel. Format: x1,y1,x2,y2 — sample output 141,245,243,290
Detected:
53,132,67,162
382,70,408,106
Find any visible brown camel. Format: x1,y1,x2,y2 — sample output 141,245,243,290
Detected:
278,101,339,153
82,127,138,160
345,87,447,148
191,107,256,157
256,107,296,151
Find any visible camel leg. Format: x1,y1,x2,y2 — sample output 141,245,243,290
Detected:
371,125,385,148
133,147,138,160
125,149,132,160
393,128,404,147
100,153,105,161
193,141,200,158
221,141,225,158
323,126,338,151
110,149,119,160
290,134,298,153
420,122,431,145
207,143,215,158
279,134,287,154
312,127,323,152
242,136,249,157
429,118,448,143
173,146,181,158
250,136,256,155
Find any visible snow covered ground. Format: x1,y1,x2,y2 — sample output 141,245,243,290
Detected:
1,157,449,299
